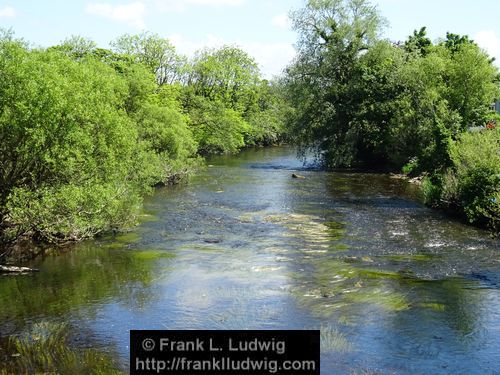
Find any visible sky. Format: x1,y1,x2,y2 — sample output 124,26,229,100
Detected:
1,0,500,78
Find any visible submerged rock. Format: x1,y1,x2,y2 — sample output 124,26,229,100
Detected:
0,265,39,273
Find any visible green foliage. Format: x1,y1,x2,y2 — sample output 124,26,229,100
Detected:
445,43,499,126
287,0,386,167
186,93,248,154
0,36,201,245
187,46,260,111
443,32,474,53
111,31,185,85
402,158,419,175
442,129,499,231
285,0,499,232
182,45,287,153
404,27,432,56
0,42,157,243
134,102,199,179
51,35,97,59
244,80,291,145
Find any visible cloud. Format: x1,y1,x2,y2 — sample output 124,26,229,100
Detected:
474,30,500,63
168,33,296,78
0,5,16,18
154,0,243,12
85,2,146,28
271,13,290,29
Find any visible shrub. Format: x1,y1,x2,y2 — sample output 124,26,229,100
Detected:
0,42,158,243
441,128,499,232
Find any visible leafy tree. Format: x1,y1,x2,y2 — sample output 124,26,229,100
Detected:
186,46,260,111
182,45,271,153
51,35,97,59
184,93,248,154
111,32,185,85
404,27,432,56
427,128,499,233
244,80,291,145
286,0,386,167
444,32,473,53
445,43,499,126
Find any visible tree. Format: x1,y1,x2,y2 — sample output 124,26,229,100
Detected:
445,43,499,126
186,46,260,112
444,32,473,53
286,0,386,167
404,27,432,56
111,32,185,85
182,46,263,154
53,35,97,59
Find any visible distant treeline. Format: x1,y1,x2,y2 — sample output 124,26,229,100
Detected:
284,0,499,234
0,29,291,247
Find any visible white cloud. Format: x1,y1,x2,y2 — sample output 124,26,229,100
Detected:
474,30,500,63
85,2,146,28
271,13,290,29
0,5,16,18
168,33,296,78
154,0,243,12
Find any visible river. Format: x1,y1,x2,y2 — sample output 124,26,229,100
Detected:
1,147,499,374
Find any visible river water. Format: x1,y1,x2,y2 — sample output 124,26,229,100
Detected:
1,147,499,374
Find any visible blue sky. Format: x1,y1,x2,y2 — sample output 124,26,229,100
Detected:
1,0,500,78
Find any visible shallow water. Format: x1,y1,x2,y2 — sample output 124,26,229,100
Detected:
1,147,499,374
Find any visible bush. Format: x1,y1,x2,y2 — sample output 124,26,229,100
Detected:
440,128,499,232
0,42,159,243
186,95,248,154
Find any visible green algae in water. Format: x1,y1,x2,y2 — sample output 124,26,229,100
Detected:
101,242,127,250
133,250,175,261
418,302,446,311
177,244,226,253
324,221,346,230
324,221,346,240
385,254,435,262
291,255,411,316
115,232,141,243
332,243,349,251
356,268,402,280
138,213,159,223
345,288,410,311
238,213,255,223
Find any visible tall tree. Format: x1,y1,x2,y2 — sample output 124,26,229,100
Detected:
286,0,386,167
111,32,185,85
404,27,432,56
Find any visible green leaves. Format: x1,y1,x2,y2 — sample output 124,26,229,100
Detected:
0,34,287,245
182,45,287,154
0,39,198,244
111,32,185,85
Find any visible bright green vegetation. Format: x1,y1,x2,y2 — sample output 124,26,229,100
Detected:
0,30,290,249
424,128,499,234
285,0,499,232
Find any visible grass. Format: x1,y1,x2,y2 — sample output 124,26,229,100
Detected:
1,322,122,375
